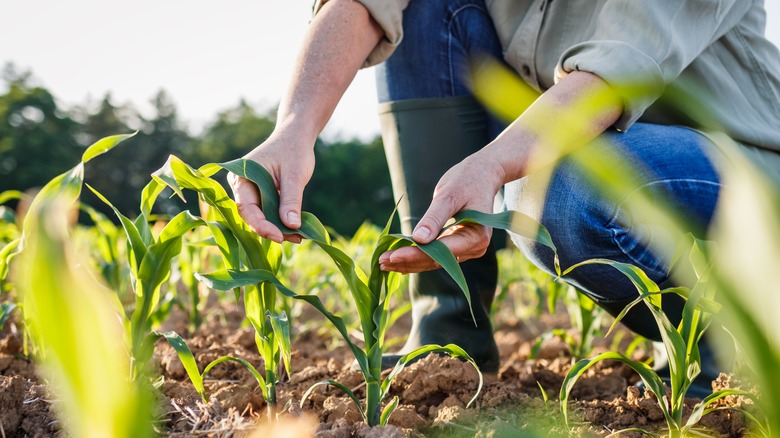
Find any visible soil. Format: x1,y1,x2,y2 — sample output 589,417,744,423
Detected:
0,303,756,437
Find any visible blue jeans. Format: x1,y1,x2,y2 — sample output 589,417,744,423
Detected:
375,0,721,340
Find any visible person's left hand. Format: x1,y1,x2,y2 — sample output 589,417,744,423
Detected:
378,151,506,273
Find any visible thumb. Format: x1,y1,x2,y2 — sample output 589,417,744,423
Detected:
412,196,456,244
279,175,305,229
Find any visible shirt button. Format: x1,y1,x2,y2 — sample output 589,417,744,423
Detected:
522,64,531,76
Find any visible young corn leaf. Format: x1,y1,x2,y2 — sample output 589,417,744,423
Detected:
452,209,559,274
379,396,400,427
0,238,21,281
158,331,207,401
268,311,292,376
195,268,371,375
0,302,16,329
684,389,755,430
300,380,367,422
560,352,671,429
19,198,153,438
380,344,483,408
202,355,266,390
23,133,136,232
159,331,268,403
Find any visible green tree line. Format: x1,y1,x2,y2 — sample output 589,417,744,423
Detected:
0,64,393,236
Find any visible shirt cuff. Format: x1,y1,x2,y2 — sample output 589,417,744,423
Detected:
313,0,406,68
557,41,666,132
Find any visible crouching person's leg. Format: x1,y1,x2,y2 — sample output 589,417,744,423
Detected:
374,0,507,372
505,123,731,397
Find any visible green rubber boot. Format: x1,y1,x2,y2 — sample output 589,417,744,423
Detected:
377,96,500,373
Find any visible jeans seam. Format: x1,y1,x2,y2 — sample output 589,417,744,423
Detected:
447,4,490,96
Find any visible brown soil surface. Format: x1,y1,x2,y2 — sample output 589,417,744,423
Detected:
0,304,756,437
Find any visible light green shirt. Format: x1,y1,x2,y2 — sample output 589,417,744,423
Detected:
314,0,780,157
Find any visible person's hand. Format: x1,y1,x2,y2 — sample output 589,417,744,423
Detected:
378,151,506,273
228,130,315,244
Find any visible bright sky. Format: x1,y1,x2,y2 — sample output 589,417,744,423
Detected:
3,1,780,142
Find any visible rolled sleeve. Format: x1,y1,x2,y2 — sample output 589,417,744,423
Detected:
313,0,410,67
560,41,665,130
556,0,750,132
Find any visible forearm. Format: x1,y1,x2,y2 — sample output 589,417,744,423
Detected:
276,0,383,143
481,71,624,184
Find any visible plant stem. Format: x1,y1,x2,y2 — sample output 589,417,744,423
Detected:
366,380,381,426
266,377,278,422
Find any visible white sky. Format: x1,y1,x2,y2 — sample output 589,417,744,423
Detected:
2,1,780,142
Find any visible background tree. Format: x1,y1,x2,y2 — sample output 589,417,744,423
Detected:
2,65,393,236
0,64,82,197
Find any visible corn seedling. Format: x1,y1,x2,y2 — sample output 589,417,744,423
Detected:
557,241,757,437
0,301,15,330
77,203,132,300
176,230,213,331
145,156,293,419
14,133,154,438
88,185,206,375
530,285,604,362
199,159,576,426
187,160,472,426
157,330,266,403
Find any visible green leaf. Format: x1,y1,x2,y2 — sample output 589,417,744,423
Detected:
196,269,370,376
18,198,153,438
0,190,23,206
0,302,16,329
684,389,754,430
218,159,331,243
381,344,483,409
158,211,205,243
86,185,147,272
202,356,266,390
560,352,671,430
379,396,400,426
81,132,137,164
268,311,292,376
158,331,206,401
0,238,21,281
300,380,367,422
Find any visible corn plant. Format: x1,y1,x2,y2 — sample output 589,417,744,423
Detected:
0,190,23,292
195,160,571,426
88,185,207,375
76,203,132,300
157,330,266,403
530,285,604,362
14,133,154,438
557,241,762,437
176,229,214,331
146,156,293,419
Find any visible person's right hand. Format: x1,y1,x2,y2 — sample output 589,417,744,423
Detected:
228,130,315,244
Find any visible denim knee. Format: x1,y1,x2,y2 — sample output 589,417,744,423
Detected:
504,124,721,303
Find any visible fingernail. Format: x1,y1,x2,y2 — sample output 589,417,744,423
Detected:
413,226,431,240
287,211,300,226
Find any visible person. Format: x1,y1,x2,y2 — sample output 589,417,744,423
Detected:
228,0,780,396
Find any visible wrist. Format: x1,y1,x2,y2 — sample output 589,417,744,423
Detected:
271,116,319,149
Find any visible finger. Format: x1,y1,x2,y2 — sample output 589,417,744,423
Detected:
412,192,461,244
279,173,304,230
381,224,490,273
